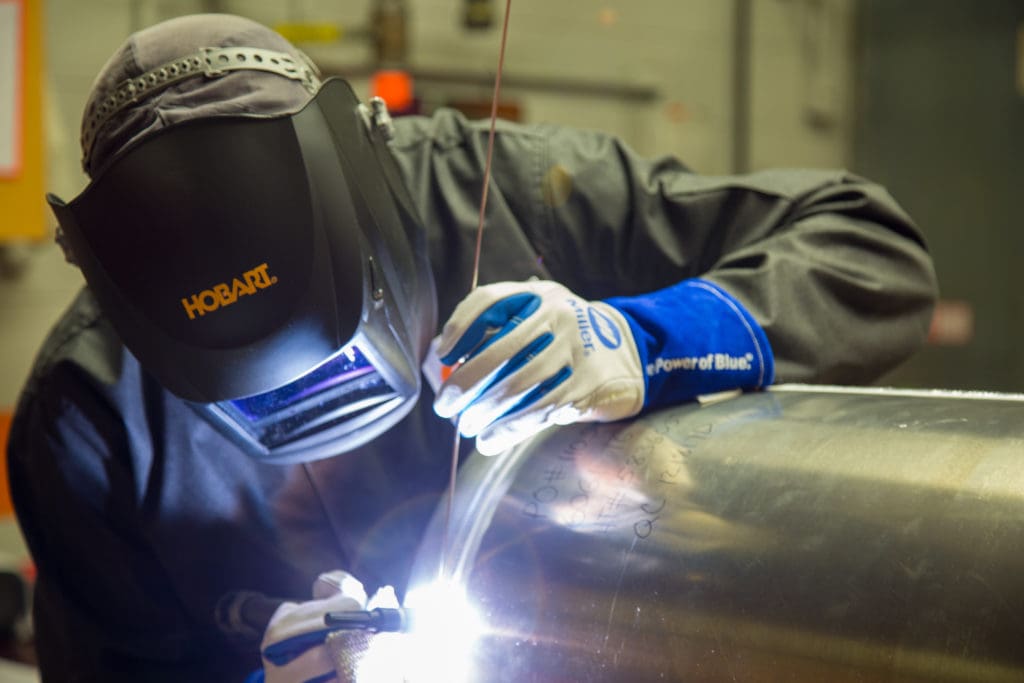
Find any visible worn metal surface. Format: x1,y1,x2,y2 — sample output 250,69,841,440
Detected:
411,385,1024,682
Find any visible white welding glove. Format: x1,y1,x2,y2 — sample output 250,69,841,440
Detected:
432,280,644,455
259,571,398,683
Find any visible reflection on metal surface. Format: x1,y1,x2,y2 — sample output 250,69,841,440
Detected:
409,385,1024,682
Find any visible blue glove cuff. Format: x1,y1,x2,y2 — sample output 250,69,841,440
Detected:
605,278,774,410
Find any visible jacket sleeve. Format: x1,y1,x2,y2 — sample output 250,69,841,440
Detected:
7,363,253,682
532,126,938,385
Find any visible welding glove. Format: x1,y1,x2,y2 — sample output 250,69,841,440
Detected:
431,281,644,455
430,279,775,455
257,570,398,683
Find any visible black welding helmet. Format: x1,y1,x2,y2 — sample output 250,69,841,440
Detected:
48,76,437,463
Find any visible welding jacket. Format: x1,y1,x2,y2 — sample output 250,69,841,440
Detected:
7,110,937,682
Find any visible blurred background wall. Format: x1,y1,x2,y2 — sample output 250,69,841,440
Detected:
0,0,1020,572
854,0,1024,392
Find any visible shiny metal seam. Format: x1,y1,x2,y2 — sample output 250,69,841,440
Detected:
770,382,1024,402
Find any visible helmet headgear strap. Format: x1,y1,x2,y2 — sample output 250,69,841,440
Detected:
81,46,322,171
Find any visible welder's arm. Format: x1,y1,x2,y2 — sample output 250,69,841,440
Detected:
431,278,771,455
419,118,935,454
529,131,938,386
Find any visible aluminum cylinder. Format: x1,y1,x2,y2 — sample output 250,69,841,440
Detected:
409,385,1024,682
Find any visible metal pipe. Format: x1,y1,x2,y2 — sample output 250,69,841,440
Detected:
409,385,1024,682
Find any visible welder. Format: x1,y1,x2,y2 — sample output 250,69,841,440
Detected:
6,13,937,683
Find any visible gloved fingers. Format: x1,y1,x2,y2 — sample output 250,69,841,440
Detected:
475,375,601,455
460,364,574,443
367,585,400,610
262,640,337,683
261,573,386,683
262,592,365,666
325,630,374,682
437,290,541,365
474,400,572,455
457,382,532,440
312,570,368,603
454,335,571,436
262,626,343,667
435,330,555,419
433,279,648,452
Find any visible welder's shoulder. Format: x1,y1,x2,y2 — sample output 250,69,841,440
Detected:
390,107,546,150
18,286,127,402
389,110,644,178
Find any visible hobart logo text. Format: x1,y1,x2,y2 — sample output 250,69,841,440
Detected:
181,262,278,320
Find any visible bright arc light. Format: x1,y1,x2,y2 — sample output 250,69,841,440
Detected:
356,579,484,683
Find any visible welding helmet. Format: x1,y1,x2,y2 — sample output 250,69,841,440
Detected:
47,34,436,463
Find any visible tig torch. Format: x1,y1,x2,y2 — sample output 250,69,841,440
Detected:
324,607,412,633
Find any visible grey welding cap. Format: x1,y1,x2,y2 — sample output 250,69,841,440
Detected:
82,13,319,176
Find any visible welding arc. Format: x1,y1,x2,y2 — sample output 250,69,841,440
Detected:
439,0,514,581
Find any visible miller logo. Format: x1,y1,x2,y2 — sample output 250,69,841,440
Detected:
181,262,278,320
568,298,622,355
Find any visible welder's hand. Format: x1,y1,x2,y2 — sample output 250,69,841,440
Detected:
259,571,398,683
432,281,644,455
